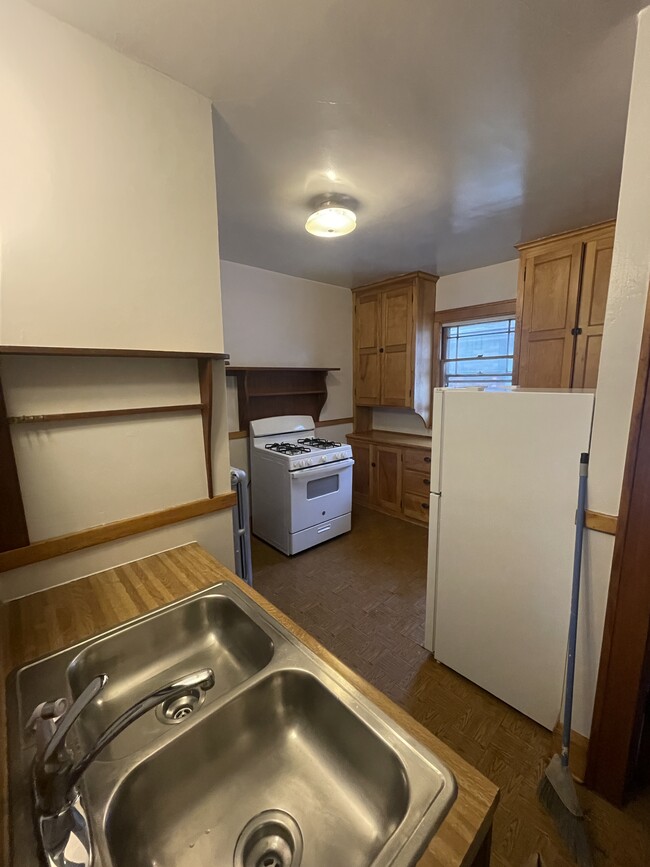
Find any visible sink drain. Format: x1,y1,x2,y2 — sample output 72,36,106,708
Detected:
155,688,205,725
233,810,303,867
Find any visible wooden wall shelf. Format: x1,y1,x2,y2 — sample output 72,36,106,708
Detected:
0,493,236,573
0,345,229,360
226,366,339,432
0,348,231,558
7,404,204,425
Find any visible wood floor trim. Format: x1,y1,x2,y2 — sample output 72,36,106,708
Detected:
0,493,236,572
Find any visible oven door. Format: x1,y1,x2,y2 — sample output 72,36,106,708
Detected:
289,458,354,533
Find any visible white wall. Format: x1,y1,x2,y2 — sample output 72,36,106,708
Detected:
573,6,650,737
220,261,353,472
0,0,223,353
0,1,233,600
436,259,519,311
373,259,519,434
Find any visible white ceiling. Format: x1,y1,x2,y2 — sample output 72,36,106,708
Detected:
30,0,645,285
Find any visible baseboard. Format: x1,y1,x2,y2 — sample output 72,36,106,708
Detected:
552,722,589,782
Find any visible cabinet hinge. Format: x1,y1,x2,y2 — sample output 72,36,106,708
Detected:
571,327,583,336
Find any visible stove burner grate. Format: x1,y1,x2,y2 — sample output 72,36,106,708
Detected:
265,442,312,455
297,438,342,449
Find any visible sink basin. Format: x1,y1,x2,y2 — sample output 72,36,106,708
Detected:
106,670,409,867
67,594,274,759
7,581,457,867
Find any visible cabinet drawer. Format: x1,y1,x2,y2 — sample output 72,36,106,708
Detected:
403,448,432,474
403,492,430,523
403,468,431,495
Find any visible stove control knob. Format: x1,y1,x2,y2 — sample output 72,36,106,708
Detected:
320,456,328,463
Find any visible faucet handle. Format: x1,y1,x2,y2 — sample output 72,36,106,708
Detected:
25,698,68,735
42,674,108,767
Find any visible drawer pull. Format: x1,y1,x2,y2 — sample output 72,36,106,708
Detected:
423,478,430,485
424,456,431,463
422,502,429,510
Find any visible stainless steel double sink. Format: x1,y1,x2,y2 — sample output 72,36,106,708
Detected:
7,581,457,866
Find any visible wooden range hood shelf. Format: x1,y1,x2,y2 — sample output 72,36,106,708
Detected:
226,366,340,432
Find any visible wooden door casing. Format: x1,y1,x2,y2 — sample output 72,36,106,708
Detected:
354,292,381,405
587,282,650,804
380,285,413,406
573,235,614,388
373,445,403,514
517,241,583,388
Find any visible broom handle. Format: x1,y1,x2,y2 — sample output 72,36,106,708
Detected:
561,452,589,768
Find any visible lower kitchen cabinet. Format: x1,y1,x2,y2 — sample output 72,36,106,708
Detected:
347,432,431,525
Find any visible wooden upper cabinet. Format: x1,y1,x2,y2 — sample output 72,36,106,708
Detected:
514,221,615,389
517,241,583,387
380,283,413,406
354,291,381,405
352,272,438,426
573,234,614,388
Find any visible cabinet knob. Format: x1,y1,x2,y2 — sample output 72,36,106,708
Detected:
424,456,431,463
422,502,429,510
371,462,376,467
379,348,384,353
424,478,430,485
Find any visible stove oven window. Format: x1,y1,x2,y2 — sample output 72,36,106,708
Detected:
306,475,340,499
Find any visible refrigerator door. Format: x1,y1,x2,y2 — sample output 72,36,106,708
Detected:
424,492,441,652
431,389,594,729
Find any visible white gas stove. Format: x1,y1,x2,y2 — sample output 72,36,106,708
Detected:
250,415,354,555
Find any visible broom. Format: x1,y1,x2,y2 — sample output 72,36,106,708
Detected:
538,452,593,867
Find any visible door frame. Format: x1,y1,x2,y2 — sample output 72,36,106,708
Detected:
587,281,650,803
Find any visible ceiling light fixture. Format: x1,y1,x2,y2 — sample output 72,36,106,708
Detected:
305,196,357,238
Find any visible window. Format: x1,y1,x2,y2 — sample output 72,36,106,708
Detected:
441,318,516,389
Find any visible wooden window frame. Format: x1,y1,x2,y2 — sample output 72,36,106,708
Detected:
433,299,517,388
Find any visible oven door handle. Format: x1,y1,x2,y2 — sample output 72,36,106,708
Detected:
290,458,355,480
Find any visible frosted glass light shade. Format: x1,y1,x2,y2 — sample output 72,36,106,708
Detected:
305,206,356,237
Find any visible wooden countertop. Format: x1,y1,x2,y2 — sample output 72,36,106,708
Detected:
347,429,433,450
0,544,498,866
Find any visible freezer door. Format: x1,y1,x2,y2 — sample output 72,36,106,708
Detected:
432,389,594,729
429,388,445,494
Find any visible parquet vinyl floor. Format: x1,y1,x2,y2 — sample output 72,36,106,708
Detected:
252,506,650,867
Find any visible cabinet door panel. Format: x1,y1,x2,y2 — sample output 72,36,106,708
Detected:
403,492,430,524
525,339,567,387
573,234,614,388
380,286,412,406
374,445,402,514
517,242,583,388
381,351,410,405
403,448,433,473
351,442,371,505
354,293,381,404
403,468,431,495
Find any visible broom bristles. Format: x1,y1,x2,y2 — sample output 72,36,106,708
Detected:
538,772,593,867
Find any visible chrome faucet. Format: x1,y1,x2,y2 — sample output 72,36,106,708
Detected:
27,668,216,867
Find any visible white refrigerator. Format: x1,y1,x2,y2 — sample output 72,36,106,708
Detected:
424,387,595,730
